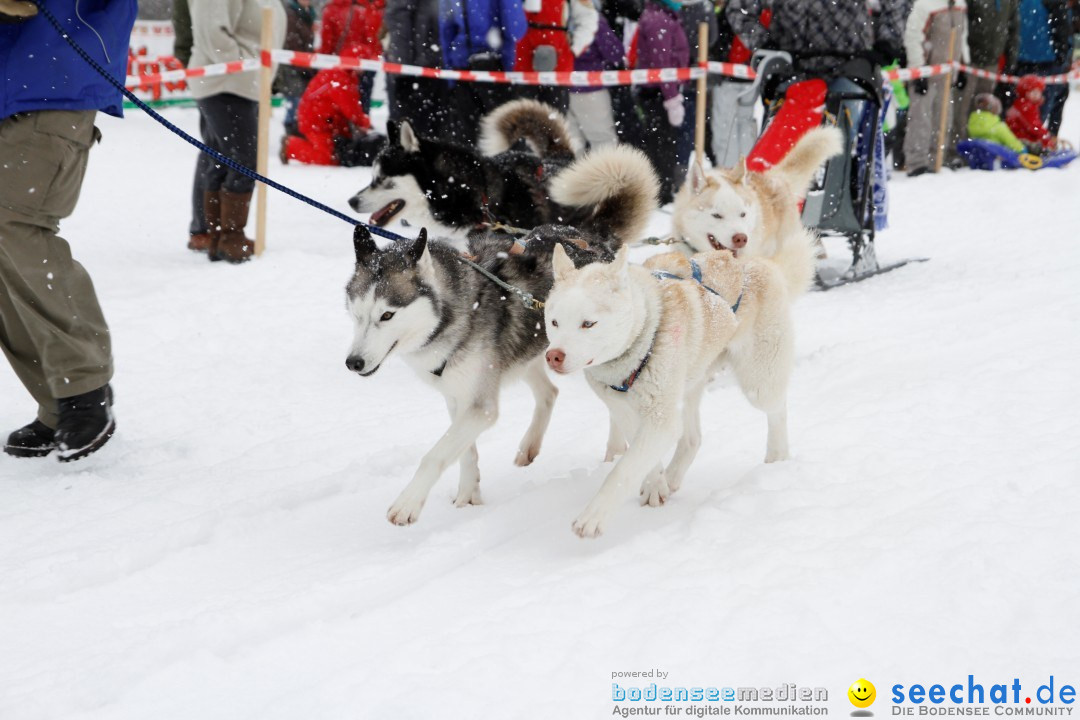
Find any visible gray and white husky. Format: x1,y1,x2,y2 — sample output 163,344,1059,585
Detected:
344,147,658,526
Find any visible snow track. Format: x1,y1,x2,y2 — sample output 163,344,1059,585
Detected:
1,105,1078,719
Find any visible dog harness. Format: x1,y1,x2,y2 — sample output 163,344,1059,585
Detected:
652,259,744,314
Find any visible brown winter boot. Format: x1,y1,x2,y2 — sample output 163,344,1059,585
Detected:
187,190,221,253
212,190,255,263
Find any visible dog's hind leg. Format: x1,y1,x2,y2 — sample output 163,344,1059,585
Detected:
515,357,558,467
731,313,794,463
658,379,707,496
388,387,499,526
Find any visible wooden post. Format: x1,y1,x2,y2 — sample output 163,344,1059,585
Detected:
933,27,958,173
255,5,274,257
695,21,709,168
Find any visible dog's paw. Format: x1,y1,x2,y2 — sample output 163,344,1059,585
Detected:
639,476,671,507
453,485,483,507
571,503,609,539
764,447,789,464
387,493,426,526
514,443,540,467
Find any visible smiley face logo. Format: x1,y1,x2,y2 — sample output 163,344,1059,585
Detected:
848,679,876,709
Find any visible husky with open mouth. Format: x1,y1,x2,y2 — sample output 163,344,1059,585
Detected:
344,145,659,527
671,126,843,295
349,99,653,240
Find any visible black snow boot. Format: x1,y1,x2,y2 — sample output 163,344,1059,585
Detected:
4,419,57,458
55,385,116,463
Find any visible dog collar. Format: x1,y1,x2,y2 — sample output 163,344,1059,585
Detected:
609,346,654,393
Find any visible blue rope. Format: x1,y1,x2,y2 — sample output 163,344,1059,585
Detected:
32,0,409,243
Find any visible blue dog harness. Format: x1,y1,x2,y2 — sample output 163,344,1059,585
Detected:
609,260,744,393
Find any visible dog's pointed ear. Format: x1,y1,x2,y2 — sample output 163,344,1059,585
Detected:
386,119,400,147
410,228,436,278
552,242,575,281
731,157,748,184
399,120,420,153
610,245,629,275
354,224,377,264
689,158,707,195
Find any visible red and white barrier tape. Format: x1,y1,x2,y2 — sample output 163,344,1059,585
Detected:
125,52,1080,90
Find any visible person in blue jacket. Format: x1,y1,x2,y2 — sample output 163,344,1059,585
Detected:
437,0,527,145
1014,0,1073,135
0,0,137,462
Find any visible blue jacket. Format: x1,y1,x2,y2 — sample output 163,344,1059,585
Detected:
0,0,138,121
438,0,527,70
1017,0,1056,63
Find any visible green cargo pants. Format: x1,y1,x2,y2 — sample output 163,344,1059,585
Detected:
0,110,113,428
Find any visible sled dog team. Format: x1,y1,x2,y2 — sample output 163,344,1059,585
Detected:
346,100,843,537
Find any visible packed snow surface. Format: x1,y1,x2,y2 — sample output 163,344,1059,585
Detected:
1,101,1078,720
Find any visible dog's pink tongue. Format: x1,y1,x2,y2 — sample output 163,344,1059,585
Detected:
370,199,405,227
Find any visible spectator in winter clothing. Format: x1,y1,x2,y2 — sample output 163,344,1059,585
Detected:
634,0,690,203
384,0,449,139
186,0,286,262
321,0,385,114
726,0,909,73
1014,0,1072,135
967,0,1020,96
568,10,626,148
903,0,970,176
282,68,374,165
674,0,716,183
438,0,528,145
172,0,194,67
515,0,601,112
278,0,317,135
1005,73,1057,148
968,92,1026,151
1,0,137,461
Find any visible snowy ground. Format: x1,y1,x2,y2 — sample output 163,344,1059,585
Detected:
2,96,1079,720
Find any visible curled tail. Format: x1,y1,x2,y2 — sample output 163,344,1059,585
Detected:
479,99,577,160
771,226,818,298
768,126,844,196
549,145,660,244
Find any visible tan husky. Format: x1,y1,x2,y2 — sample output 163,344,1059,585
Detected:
671,126,843,297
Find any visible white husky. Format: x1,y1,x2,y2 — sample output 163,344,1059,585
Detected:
671,126,843,297
543,245,740,537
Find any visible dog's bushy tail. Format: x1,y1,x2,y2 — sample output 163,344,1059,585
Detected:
479,99,577,160
550,145,660,244
768,126,844,197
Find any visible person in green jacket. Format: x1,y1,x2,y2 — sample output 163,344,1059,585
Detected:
968,93,1026,151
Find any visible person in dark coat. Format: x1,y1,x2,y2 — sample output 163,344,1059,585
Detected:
277,0,317,135
384,0,453,139
967,0,1020,97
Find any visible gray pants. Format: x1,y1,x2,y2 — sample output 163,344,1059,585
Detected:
0,110,113,427
904,73,975,172
568,90,618,149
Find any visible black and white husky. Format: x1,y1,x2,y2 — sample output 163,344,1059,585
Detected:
349,99,646,238
344,147,659,526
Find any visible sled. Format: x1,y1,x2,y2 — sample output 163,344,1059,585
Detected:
956,139,1078,171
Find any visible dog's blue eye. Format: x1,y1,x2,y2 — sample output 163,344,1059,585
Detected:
740,212,746,218
380,311,395,322
581,320,595,329
711,213,723,220
551,319,559,328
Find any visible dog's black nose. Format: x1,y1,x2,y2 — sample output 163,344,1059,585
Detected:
348,194,361,212
345,355,366,373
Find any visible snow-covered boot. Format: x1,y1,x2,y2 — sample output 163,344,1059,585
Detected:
188,190,220,253
212,190,254,263
55,385,115,463
4,419,56,458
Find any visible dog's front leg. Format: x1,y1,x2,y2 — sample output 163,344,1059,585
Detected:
443,397,483,508
388,395,499,526
515,356,558,467
572,406,680,538
603,411,627,462
662,380,707,493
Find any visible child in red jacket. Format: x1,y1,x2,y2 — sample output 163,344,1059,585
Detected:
1006,75,1058,151
282,67,372,165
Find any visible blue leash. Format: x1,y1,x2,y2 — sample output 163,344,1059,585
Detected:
32,0,408,243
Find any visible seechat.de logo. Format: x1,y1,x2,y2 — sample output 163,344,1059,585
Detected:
850,679,878,715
